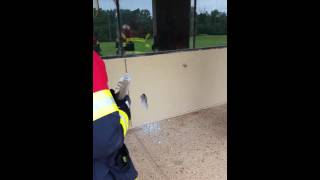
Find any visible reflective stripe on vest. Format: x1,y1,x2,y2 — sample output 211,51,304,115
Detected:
93,89,129,137
119,109,129,137
93,89,118,121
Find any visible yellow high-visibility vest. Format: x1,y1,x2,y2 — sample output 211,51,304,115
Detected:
93,89,129,136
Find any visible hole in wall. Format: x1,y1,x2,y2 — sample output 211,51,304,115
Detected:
140,93,148,110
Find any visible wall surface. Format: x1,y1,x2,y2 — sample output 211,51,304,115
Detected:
104,48,227,127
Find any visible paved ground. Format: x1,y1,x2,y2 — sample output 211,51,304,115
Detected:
125,104,227,180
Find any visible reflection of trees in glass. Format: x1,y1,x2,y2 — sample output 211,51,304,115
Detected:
93,8,118,42
120,9,153,38
93,8,227,42
93,8,153,42
93,8,227,41
93,7,227,56
197,10,227,35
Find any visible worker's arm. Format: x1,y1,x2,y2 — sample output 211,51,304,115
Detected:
110,89,131,119
93,110,127,160
93,89,129,160
93,51,129,160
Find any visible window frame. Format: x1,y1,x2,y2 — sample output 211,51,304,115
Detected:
95,0,227,59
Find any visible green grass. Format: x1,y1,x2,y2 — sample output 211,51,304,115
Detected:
99,35,227,57
193,35,227,48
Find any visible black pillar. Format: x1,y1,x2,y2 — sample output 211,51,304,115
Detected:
153,0,191,51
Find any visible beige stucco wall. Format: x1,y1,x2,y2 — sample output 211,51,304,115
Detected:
104,48,227,127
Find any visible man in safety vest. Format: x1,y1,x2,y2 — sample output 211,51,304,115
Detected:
93,50,138,180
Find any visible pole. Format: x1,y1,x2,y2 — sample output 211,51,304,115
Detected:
193,0,197,49
115,0,123,55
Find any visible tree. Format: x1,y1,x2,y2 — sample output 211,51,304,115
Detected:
196,9,227,35
93,8,227,42
93,9,118,42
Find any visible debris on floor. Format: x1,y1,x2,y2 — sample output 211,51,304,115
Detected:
125,104,227,180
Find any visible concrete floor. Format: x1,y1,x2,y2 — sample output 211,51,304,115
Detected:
125,104,227,180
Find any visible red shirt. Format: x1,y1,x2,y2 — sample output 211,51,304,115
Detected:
93,51,109,92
